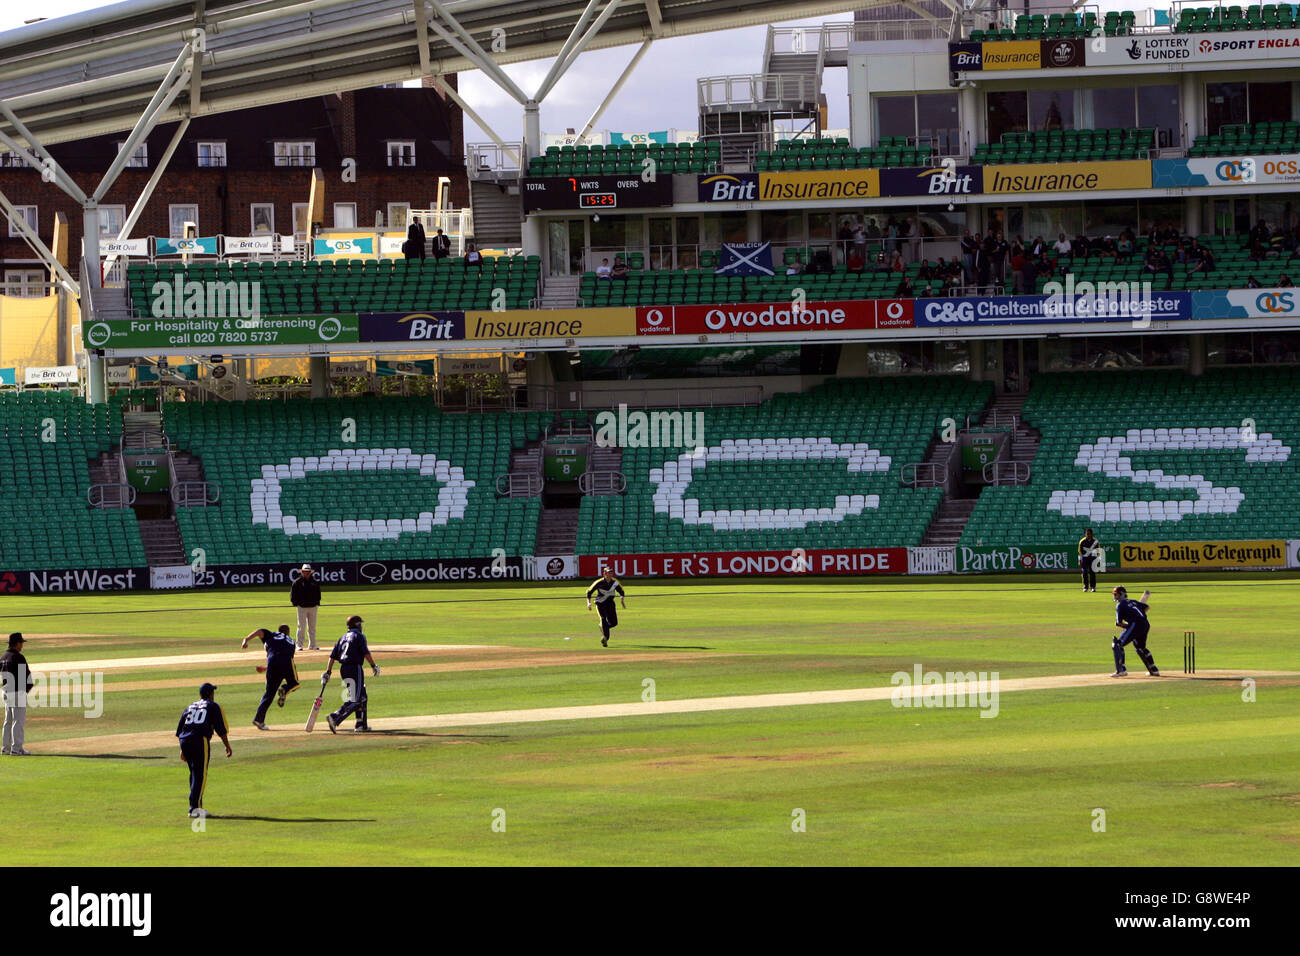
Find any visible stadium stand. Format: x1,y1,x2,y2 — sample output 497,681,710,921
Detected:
126,256,542,317
163,397,549,562
576,377,992,555
754,137,934,171
1175,4,1300,31
0,391,146,571
971,10,1133,40
1188,121,1300,157
527,141,720,177
963,368,1300,547
972,128,1156,166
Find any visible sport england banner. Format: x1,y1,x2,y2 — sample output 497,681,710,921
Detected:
84,314,360,351
955,544,1121,573
1089,30,1300,67
1119,540,1287,569
716,242,774,277
578,547,907,579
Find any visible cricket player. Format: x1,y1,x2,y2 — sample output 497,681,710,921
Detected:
1111,585,1159,677
242,624,300,729
175,683,232,818
291,564,322,650
1078,528,1101,592
323,615,380,734
2,633,33,755
586,567,626,647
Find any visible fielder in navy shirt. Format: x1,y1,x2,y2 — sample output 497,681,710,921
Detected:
1110,585,1159,677
322,615,380,733
243,624,301,728
175,682,232,817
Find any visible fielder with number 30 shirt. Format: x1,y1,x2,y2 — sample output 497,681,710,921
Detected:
175,682,232,818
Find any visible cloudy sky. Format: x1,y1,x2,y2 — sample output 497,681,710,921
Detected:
1,2,857,143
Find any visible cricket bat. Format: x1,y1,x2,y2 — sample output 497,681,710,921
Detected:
305,675,329,731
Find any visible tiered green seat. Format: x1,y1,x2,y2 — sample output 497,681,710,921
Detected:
0,391,145,570
1177,4,1298,31
576,377,992,556
754,136,933,172
962,368,1300,548
1189,120,1300,157
972,127,1153,165
527,140,720,177
164,397,550,563
126,255,543,318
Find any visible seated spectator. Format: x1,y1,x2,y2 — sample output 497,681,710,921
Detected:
786,263,802,276
464,242,483,271
1247,274,1263,289
1248,241,1269,263
894,275,914,298
610,257,629,280
1115,234,1134,261
1030,235,1048,258
1053,232,1072,258
889,250,905,273
872,250,890,273
595,257,612,280
1250,219,1271,249
917,259,935,282
1187,246,1215,276
845,249,865,273
1281,274,1295,288
1073,234,1091,259
1098,235,1118,259
1143,247,1173,289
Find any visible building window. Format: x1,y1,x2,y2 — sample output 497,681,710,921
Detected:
985,90,1029,143
0,153,26,168
169,204,199,238
197,142,227,167
100,205,127,238
3,269,45,297
334,203,357,229
274,141,316,167
115,141,148,167
387,203,410,230
1028,89,1074,131
387,141,416,167
6,205,36,237
292,202,310,239
1137,84,1181,146
249,203,275,236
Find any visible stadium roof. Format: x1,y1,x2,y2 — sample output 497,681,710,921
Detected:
0,0,871,149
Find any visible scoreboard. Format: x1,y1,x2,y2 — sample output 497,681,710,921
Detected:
522,175,675,213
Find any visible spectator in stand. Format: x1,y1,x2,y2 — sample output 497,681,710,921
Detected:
595,257,612,280
431,227,451,260
405,220,426,260
845,248,866,273
894,274,915,298
974,239,992,293
1009,246,1028,294
1248,240,1269,263
1281,274,1295,287
889,249,906,273
1072,234,1091,259
1010,235,1026,260
1144,245,1174,290
989,230,1010,290
961,229,980,283
872,250,890,273
837,218,854,262
886,216,900,254
938,258,962,295
465,242,484,271
1250,219,1272,250
610,257,629,280
1030,235,1048,258
786,262,802,276
917,259,936,282
1187,244,1215,277
852,216,868,260
1053,232,1073,258
1115,232,1134,262
866,217,881,240
1034,249,1054,284
1247,275,1264,289
1098,235,1118,260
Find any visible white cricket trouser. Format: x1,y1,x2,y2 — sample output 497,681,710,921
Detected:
2,698,25,753
296,606,319,649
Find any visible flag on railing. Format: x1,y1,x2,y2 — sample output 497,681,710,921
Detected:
716,241,774,277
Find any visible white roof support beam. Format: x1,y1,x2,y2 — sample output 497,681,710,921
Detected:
538,0,624,103
92,40,195,202
0,101,88,204
534,0,603,103
576,37,652,145
427,0,529,105
0,188,79,296
899,1,943,24
645,0,663,35
189,0,206,114
102,117,191,276
415,0,433,75
431,74,520,167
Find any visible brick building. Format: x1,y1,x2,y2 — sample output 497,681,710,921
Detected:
0,79,467,294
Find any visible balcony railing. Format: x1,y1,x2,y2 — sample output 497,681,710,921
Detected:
698,73,820,111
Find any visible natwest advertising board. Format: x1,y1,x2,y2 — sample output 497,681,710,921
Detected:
636,299,912,336
579,547,907,579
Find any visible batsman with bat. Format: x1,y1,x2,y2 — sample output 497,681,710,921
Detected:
322,614,380,734
1111,585,1159,678
242,624,300,729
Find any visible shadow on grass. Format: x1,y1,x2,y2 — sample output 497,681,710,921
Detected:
32,753,167,760
359,731,510,739
613,644,713,651
206,814,377,824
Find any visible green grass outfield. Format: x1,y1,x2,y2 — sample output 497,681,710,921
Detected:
1,572,1297,866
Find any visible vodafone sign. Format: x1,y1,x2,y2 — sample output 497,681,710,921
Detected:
635,299,912,336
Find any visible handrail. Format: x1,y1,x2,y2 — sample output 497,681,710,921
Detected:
172,481,221,506
544,420,594,442
578,471,626,495
984,409,1020,430
984,460,1031,486
87,483,136,508
901,462,948,487
495,473,544,496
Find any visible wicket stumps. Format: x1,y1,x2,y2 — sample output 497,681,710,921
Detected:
1183,630,1196,675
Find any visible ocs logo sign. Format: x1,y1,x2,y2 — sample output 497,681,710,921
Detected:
329,240,355,252
1256,291,1294,313
1215,159,1256,183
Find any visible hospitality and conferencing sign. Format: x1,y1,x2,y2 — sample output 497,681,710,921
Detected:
1152,155,1300,188
1120,540,1287,569
84,314,360,350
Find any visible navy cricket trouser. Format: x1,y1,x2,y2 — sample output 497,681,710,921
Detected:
596,601,618,638
1113,623,1156,673
181,736,210,811
330,665,367,725
254,659,300,723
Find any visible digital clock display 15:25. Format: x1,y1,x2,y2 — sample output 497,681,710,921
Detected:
579,192,618,208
